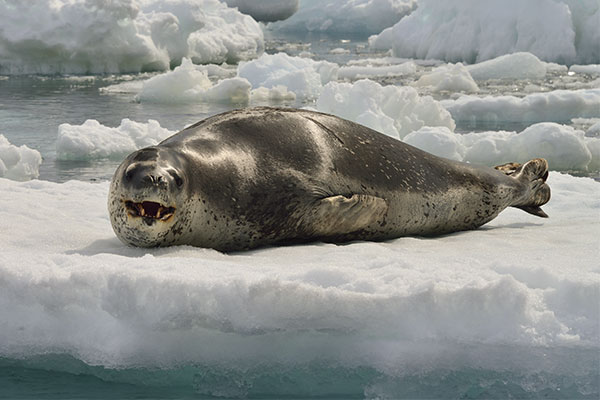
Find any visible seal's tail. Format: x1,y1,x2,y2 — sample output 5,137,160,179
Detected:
495,158,551,218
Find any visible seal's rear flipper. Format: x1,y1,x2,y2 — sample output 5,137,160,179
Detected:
308,194,388,236
515,205,549,218
496,158,551,218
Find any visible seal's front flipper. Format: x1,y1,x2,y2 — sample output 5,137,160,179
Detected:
308,194,388,236
496,158,551,218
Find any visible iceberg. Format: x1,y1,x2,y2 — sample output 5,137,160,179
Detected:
370,0,599,65
0,0,264,75
223,0,299,22
268,0,417,34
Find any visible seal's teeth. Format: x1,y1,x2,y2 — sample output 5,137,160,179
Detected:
160,213,173,221
156,206,163,218
140,206,146,216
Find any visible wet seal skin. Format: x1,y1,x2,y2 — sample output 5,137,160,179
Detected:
108,107,551,251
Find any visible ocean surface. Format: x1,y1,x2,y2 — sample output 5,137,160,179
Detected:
1,30,599,399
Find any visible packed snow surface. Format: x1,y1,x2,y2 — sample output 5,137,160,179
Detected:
223,0,299,22
268,0,417,34
0,135,42,181
0,173,598,395
316,79,455,139
0,0,264,75
370,0,600,64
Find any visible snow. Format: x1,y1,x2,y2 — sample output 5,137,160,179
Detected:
223,0,299,22
0,0,264,75
56,119,175,161
268,0,417,34
466,52,547,81
238,53,339,100
413,63,479,93
0,135,42,181
0,172,598,381
441,89,600,126
316,79,455,139
369,0,599,64
404,123,598,173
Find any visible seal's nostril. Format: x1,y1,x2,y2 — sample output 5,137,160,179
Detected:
144,174,165,185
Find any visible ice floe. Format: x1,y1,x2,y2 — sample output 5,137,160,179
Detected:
413,63,479,93
56,119,175,161
238,52,339,100
466,52,548,81
405,123,599,173
338,61,417,80
441,89,600,127
134,58,251,103
316,79,456,139
0,172,597,385
570,64,600,75
0,135,42,181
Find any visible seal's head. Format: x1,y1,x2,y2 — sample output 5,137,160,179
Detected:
108,146,192,247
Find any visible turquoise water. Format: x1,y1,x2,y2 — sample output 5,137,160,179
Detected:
2,354,598,399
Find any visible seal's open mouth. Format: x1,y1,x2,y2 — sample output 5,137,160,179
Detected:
125,200,175,221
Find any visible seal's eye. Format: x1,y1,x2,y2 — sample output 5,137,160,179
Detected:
124,168,134,182
170,171,184,188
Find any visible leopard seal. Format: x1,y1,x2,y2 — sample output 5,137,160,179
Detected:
108,107,550,251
